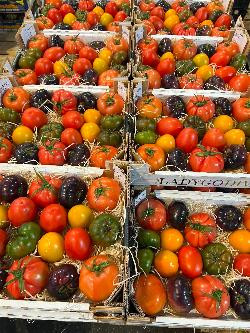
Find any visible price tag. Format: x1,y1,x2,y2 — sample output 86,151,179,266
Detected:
133,81,142,101
232,28,248,53
117,81,127,100
134,190,146,206
114,165,126,190
2,59,13,74
20,23,36,47
121,25,130,43
0,78,13,102
135,26,144,44
25,9,34,20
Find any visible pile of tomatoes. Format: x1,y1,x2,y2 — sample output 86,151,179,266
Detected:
15,33,129,88
0,172,122,302
35,0,130,31
138,36,250,92
134,196,250,319
137,0,231,36
135,93,250,173
0,86,125,168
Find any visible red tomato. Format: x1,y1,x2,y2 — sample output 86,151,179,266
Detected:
105,1,118,16
233,254,250,277
114,11,127,21
189,146,224,173
45,0,62,8
172,23,196,36
79,46,98,62
59,73,81,86
232,98,250,122
216,41,240,57
59,3,75,16
136,198,167,231
62,111,84,129
215,66,237,83
138,37,158,52
144,69,161,89
47,8,63,24
178,245,203,279
72,21,90,30
28,176,62,208
61,128,83,146
52,89,77,114
65,228,92,260
15,69,37,85
64,38,84,54
215,13,231,28
34,58,53,76
202,128,226,150
78,0,95,11
98,69,119,88
156,118,183,137
229,74,250,93
73,58,92,75
156,58,175,77
179,74,203,90
195,7,208,22
28,34,48,52
186,96,215,122
21,107,48,130
8,197,37,227
0,229,8,257
176,128,198,153
0,137,12,163
43,47,65,62
139,0,155,12
87,12,99,26
186,16,199,28
141,49,160,68
39,204,67,232
142,20,156,35
210,51,231,67
149,16,164,31
36,16,54,30
211,26,230,38
38,141,67,166
150,6,165,20
192,275,230,318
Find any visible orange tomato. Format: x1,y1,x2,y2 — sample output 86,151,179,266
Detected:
229,230,250,253
161,228,184,252
244,207,250,231
3,87,30,113
90,145,118,168
106,36,128,53
136,144,165,171
137,95,162,119
154,249,179,277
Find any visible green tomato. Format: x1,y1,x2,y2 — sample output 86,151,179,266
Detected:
246,137,250,152
202,243,232,275
135,130,157,145
110,64,127,72
111,51,128,66
6,222,41,259
0,122,16,140
0,107,21,123
26,48,42,60
137,229,160,249
100,115,124,131
89,213,121,247
136,117,156,132
176,60,196,77
38,122,64,143
137,248,154,273
18,55,36,69
97,130,122,147
184,115,206,140
64,54,78,69
237,120,250,137
230,54,247,70
120,3,130,15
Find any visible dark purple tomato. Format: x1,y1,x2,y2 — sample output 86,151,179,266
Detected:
204,75,225,90
165,96,186,118
230,279,250,319
58,176,87,209
47,264,79,300
162,74,180,89
168,201,189,231
166,274,194,314
166,148,188,171
215,205,242,231
0,175,28,203
0,269,7,291
224,145,247,170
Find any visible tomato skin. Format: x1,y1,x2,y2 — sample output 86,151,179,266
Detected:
144,69,161,89
0,138,12,162
215,66,237,83
192,275,230,318
65,228,92,260
62,111,84,129
176,128,198,153
90,145,118,168
21,107,48,130
141,49,160,68
28,34,48,52
136,198,167,231
97,93,124,116
105,1,118,16
47,8,63,23
6,256,49,300
114,11,127,21
202,128,226,150
43,47,65,62
233,254,250,277
3,87,30,113
15,69,37,85
215,13,231,28
186,96,215,122
229,74,250,93
189,146,224,173
79,254,119,301
64,38,84,54
134,274,167,315
210,51,231,67
0,229,8,257
156,117,183,137
178,245,203,279
59,3,74,16
138,37,158,52
35,58,53,76
79,46,98,62
52,89,77,115
38,141,67,166
156,58,175,77
8,197,37,227
39,204,67,232
73,58,92,75
232,98,250,122
137,144,165,171
61,128,83,146
149,16,164,31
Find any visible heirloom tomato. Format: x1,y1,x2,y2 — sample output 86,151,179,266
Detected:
173,39,197,60
156,58,175,77
0,229,7,257
232,98,250,122
229,74,250,93
15,69,37,85
8,197,37,227
43,47,65,62
176,128,198,153
215,66,236,83
137,144,165,171
28,34,48,52
39,204,67,232
172,22,196,35
179,74,203,90
62,111,84,129
64,37,84,54
164,14,179,30
211,26,230,38
216,41,240,57
79,46,98,62
21,107,48,130
90,145,118,168
154,249,179,277
224,129,245,145
138,37,158,52
144,69,161,89
202,128,226,150
233,254,250,277
61,128,83,146
172,0,189,13
186,96,215,122
213,115,233,133
35,58,54,76
244,207,250,230
214,13,231,28
38,141,66,165
36,16,54,29
47,8,63,23
68,204,93,228
3,87,30,113
189,146,224,173
106,36,128,53
141,49,160,67
97,93,124,115
0,138,12,163
98,69,119,88
73,58,92,75
210,51,231,67
139,0,155,12
229,230,250,253
161,228,183,252
195,7,208,22
156,118,183,137
137,95,162,119
178,245,203,279
52,89,77,114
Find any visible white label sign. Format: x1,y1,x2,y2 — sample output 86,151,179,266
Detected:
0,78,13,102
135,26,144,44
20,23,36,47
133,82,143,101
117,81,127,101
2,60,13,74
232,28,249,53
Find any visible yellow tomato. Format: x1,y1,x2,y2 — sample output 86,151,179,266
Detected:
100,13,113,27
63,13,77,25
229,230,250,253
99,48,112,65
83,109,101,124
93,6,104,17
0,205,8,228
160,52,174,61
38,232,64,263
164,14,179,30
165,9,177,19
161,228,183,252
12,125,33,144
196,65,214,81
193,53,209,67
154,250,179,277
81,122,100,142
156,134,175,153
224,129,245,145
93,58,109,75
53,60,70,77
213,115,234,133
68,205,94,228
200,19,214,27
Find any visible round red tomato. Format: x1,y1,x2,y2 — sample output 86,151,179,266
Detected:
36,16,54,30
62,111,84,129
8,197,37,227
229,74,250,93
98,69,119,88
195,6,208,22
178,245,203,279
189,146,224,173
210,51,231,67
149,16,164,31
72,21,90,30
105,1,118,16
202,128,226,150
216,41,240,57
59,3,75,16
78,0,94,11
143,20,156,35
28,34,48,52
141,49,160,68
21,107,48,130
184,213,216,248
59,73,81,86
215,66,237,83
87,12,99,27
179,74,203,90
114,11,127,21
139,0,155,11
150,6,164,20
97,92,124,115
65,227,92,260
28,175,62,208
0,137,12,162
39,203,67,232
0,229,8,257
34,58,53,76
73,58,92,75
144,69,161,89
233,254,250,277
64,38,84,54
215,13,231,28
138,37,158,52
156,117,183,137
45,0,62,8
61,128,83,146
156,58,175,77
136,198,167,231
176,128,198,153
79,46,98,62
186,96,215,122
43,47,65,62
47,8,63,24
38,140,67,166
52,89,77,114
232,97,250,122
